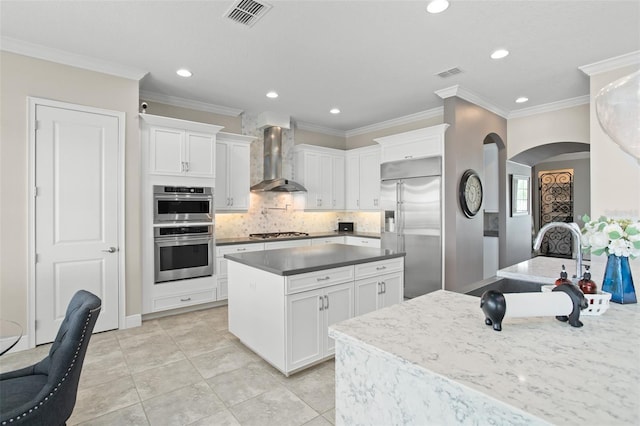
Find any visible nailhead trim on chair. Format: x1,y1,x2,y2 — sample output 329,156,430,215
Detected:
1,307,99,425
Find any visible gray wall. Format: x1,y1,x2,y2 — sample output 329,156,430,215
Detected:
442,98,507,293
532,158,591,230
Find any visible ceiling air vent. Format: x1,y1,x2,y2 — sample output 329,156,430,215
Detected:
436,67,463,78
225,0,272,27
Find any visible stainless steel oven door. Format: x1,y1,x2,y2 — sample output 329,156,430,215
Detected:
153,192,213,223
154,235,214,283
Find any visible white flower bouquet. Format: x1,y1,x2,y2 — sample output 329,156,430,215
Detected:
581,214,640,259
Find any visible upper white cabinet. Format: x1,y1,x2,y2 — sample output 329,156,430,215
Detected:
375,124,449,164
141,114,223,179
216,132,255,212
346,145,380,211
294,145,345,210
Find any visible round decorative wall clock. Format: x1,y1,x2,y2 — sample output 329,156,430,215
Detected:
459,169,483,218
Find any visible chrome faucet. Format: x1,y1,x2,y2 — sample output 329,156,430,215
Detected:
533,222,583,279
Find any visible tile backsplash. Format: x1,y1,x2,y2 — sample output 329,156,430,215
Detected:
215,192,381,238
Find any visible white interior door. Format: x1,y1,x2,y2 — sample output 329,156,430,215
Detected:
35,104,120,344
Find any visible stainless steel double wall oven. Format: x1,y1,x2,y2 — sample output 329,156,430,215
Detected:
153,185,214,283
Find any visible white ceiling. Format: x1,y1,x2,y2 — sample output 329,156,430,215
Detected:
1,1,639,133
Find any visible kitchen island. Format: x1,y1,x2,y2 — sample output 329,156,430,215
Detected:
226,243,405,375
329,259,640,425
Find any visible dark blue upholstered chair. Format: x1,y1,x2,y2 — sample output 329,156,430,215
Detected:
0,290,101,426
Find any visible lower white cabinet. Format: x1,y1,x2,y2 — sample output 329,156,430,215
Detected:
354,272,403,316
287,282,354,371
216,243,265,301
312,236,346,245
264,239,312,250
228,256,403,375
345,236,381,248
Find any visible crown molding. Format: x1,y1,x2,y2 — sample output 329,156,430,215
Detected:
140,90,244,117
345,107,444,138
1,37,148,80
295,121,346,138
508,95,590,119
435,85,508,118
579,50,640,76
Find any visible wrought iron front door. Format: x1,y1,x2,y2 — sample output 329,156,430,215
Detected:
538,170,574,258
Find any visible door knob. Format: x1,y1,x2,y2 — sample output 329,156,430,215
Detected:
102,247,117,253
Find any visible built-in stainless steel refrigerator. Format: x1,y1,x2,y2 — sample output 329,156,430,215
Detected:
380,156,442,298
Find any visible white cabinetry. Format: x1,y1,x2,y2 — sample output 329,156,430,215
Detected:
344,235,381,248
375,124,449,164
227,256,403,375
354,258,404,316
294,145,345,210
346,146,381,211
287,281,353,370
216,132,254,212
312,236,345,245
140,114,223,315
142,114,223,178
265,239,312,250
216,243,265,301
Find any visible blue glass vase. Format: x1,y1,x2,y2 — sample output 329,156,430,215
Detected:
602,254,636,304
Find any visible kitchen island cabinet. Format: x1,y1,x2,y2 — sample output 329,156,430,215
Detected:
226,244,404,375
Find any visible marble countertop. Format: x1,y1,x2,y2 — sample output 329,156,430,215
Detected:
498,255,640,286
329,290,640,424
224,243,404,276
216,231,380,246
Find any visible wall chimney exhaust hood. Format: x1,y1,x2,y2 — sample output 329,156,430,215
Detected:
250,113,307,193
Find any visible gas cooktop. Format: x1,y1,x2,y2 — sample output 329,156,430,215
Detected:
249,232,310,240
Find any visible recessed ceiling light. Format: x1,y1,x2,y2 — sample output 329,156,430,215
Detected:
330,108,341,114
266,91,278,99
491,49,509,59
426,0,449,14
176,68,192,78
515,97,529,104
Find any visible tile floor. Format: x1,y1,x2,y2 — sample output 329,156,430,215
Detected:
0,305,336,426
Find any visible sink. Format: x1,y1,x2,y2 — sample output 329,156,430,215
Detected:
465,276,545,296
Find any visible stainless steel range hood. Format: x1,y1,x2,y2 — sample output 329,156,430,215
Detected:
250,125,307,192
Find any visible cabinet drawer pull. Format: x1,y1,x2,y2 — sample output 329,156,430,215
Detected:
404,155,413,159
316,276,331,282
180,297,192,302
376,266,386,270
319,296,324,311
236,248,247,251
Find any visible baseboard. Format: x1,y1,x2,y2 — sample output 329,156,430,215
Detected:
124,314,142,329
2,334,30,354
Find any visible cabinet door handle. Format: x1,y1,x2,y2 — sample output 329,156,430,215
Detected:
316,276,331,282
377,282,382,294
230,197,234,206
376,265,386,270
180,297,192,302
184,162,190,172
319,296,324,311
382,281,386,294
324,295,329,310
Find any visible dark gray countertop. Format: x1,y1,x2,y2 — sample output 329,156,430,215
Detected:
216,231,380,246
224,243,404,276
